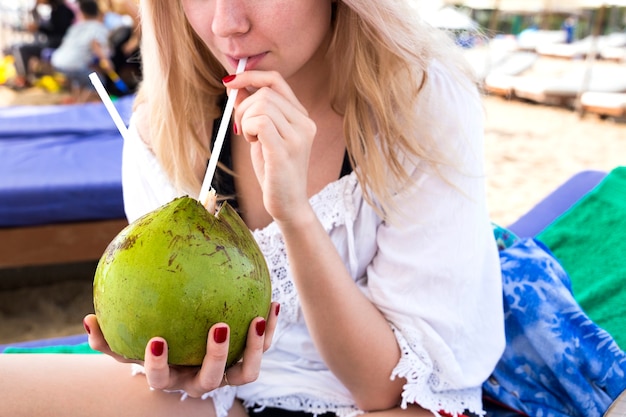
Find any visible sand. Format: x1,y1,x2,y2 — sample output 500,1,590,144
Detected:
0,62,625,346
483,95,626,226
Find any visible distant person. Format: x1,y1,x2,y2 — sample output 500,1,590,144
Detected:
10,0,75,85
50,0,112,102
98,0,141,95
562,16,577,44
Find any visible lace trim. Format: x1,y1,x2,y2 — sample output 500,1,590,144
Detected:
390,327,486,417
252,174,359,324
131,364,237,417
308,173,358,232
242,395,362,417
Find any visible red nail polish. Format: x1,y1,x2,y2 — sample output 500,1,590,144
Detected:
83,319,91,335
233,123,238,135
275,304,280,316
151,340,164,357
256,320,266,337
214,326,228,343
222,74,236,83
438,412,468,417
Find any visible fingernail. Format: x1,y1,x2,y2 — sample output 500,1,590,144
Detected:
83,319,91,335
256,319,266,337
222,74,236,83
233,123,238,135
275,304,280,316
214,326,228,343
151,340,164,357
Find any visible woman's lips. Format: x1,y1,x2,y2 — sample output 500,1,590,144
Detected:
227,52,267,71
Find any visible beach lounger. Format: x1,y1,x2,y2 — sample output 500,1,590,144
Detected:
600,46,626,62
534,166,626,350
516,30,566,52
0,334,89,353
497,167,626,416
536,34,626,61
0,97,133,279
600,33,626,62
512,66,626,107
507,169,607,238
483,74,517,97
510,75,573,105
482,52,538,97
463,47,512,80
465,48,537,82
580,91,626,118
503,166,626,374
535,41,589,60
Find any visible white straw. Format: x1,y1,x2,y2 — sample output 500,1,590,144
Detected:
199,57,247,205
89,72,131,142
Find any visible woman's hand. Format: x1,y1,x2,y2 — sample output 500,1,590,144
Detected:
83,301,280,397
225,71,317,224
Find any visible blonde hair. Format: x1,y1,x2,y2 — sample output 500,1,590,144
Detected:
137,0,476,218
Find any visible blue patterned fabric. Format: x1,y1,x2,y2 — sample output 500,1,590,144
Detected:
483,238,626,417
492,223,519,251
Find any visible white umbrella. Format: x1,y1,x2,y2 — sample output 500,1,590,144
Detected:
576,0,626,6
442,0,553,13
440,0,626,12
424,6,479,30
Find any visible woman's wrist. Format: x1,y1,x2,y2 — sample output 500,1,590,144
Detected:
274,202,318,235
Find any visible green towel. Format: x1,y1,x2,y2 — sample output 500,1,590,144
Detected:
538,166,626,349
3,342,99,354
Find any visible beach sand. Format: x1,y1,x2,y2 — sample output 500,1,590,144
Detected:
1,72,625,346
483,94,626,227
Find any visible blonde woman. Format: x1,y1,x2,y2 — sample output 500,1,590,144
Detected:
0,1,505,417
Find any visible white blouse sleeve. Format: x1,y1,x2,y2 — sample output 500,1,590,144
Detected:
359,65,505,415
121,115,181,223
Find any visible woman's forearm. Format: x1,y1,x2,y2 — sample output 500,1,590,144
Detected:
277,208,405,411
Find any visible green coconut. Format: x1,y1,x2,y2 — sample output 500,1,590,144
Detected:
93,196,271,366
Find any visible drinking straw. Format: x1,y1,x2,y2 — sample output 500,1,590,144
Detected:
198,57,247,206
89,72,131,142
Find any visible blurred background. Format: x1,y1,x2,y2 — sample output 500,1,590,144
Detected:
0,0,624,346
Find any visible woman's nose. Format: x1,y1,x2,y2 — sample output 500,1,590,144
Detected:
211,0,251,37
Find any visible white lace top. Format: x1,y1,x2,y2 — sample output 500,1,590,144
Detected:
121,64,505,417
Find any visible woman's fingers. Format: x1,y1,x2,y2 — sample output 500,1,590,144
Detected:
264,302,280,352
225,302,281,386
222,318,265,386
236,86,315,148
226,70,308,115
225,70,315,151
93,303,281,397
143,337,171,390
191,324,231,393
141,325,230,397
83,314,135,364
189,304,281,393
